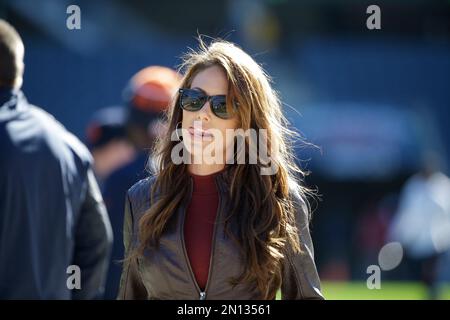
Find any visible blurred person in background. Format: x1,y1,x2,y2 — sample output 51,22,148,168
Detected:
389,150,450,299
102,66,181,299
85,106,135,189
0,19,113,299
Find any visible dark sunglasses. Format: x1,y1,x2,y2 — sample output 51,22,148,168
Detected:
178,88,237,120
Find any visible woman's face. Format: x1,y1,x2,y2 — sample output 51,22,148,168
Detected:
181,65,238,163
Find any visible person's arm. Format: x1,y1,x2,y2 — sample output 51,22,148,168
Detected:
281,192,324,300
117,192,148,299
72,168,113,299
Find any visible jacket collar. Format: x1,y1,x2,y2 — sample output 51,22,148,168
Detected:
214,165,233,185
0,87,26,111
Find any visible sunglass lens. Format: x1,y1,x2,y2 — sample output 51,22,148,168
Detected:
211,96,231,119
181,90,205,111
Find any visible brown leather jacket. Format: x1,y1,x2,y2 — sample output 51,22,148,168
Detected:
117,169,324,300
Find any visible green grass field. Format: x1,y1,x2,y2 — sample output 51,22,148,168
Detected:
276,282,450,300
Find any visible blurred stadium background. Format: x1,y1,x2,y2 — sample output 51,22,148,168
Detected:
2,0,450,299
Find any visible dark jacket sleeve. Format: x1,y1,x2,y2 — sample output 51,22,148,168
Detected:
281,191,324,300
72,168,113,299
117,192,148,299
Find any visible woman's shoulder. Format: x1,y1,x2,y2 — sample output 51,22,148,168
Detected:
126,175,158,216
288,180,311,229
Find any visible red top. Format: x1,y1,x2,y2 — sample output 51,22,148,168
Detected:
184,170,220,291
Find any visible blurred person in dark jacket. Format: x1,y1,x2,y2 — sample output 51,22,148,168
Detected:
102,66,181,299
85,106,135,189
0,19,113,299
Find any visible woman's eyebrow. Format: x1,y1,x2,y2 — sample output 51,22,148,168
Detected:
191,86,226,97
190,86,207,94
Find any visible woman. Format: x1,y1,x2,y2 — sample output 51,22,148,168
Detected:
117,39,323,300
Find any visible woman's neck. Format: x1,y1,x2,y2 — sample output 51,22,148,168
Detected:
187,163,225,176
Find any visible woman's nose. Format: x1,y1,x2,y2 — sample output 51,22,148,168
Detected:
196,100,211,121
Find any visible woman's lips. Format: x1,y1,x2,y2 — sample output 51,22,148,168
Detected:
188,126,214,140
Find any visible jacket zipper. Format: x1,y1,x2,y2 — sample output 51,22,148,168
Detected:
180,175,222,300
202,176,222,300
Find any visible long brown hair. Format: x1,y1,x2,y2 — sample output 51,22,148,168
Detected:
137,38,314,299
